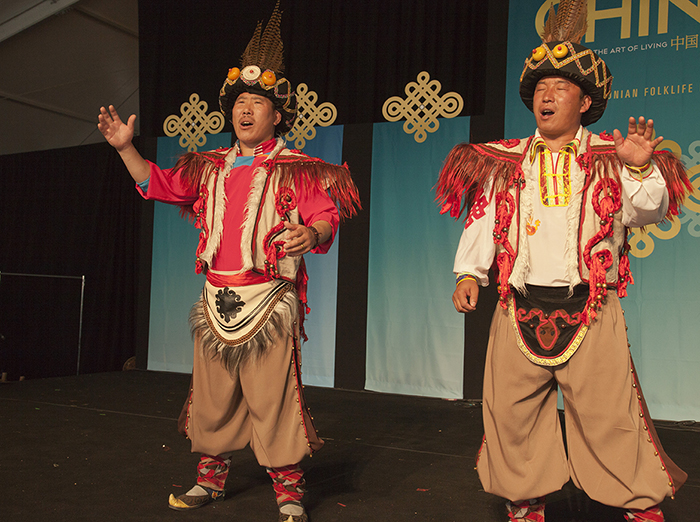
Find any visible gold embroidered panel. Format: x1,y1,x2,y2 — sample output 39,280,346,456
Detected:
382,71,464,143
285,83,337,150
163,93,225,152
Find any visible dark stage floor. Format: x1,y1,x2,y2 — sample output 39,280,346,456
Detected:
1,370,698,521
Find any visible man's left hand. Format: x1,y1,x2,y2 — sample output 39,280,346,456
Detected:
283,222,315,257
613,116,663,167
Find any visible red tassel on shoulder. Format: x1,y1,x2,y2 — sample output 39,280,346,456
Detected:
652,150,694,219
435,142,525,221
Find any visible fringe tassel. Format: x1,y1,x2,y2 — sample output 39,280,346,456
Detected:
169,149,230,220
435,143,524,220
190,290,298,375
652,150,694,219
273,156,361,220
583,146,692,221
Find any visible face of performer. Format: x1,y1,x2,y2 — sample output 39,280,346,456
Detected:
232,92,282,154
533,76,592,150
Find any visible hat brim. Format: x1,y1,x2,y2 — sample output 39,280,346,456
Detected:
519,41,612,126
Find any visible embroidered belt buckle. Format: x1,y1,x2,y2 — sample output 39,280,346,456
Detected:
508,284,589,366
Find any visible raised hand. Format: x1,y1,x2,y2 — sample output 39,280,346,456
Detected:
612,116,663,167
97,105,136,152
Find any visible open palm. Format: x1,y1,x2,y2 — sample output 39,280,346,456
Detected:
97,105,136,151
612,116,663,167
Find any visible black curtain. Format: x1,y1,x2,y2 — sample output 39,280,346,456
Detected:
0,140,153,377
139,0,488,137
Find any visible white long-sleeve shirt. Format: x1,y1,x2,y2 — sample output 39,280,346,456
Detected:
453,128,669,286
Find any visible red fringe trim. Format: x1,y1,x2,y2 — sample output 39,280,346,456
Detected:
271,155,361,220
169,149,229,220
435,142,528,221
580,140,692,221
652,150,693,219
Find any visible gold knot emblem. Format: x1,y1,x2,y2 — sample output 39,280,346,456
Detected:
163,93,225,152
382,71,463,143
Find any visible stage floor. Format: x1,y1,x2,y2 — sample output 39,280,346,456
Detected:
1,370,698,521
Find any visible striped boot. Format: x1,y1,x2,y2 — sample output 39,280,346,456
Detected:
267,464,308,522
506,497,545,522
624,505,664,521
168,454,229,511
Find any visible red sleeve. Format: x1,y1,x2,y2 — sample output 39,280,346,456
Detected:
135,161,198,205
296,182,340,254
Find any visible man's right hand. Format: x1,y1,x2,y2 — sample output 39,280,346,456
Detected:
452,278,479,313
98,105,136,152
97,105,150,183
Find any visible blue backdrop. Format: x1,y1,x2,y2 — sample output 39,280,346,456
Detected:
365,117,470,399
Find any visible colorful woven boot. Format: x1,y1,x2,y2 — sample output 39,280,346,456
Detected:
506,497,545,522
267,464,308,522
168,454,230,510
624,505,664,521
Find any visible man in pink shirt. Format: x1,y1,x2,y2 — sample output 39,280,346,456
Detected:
98,5,358,522
435,3,689,522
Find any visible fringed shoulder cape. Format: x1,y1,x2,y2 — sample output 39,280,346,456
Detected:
435,131,692,324
165,138,361,372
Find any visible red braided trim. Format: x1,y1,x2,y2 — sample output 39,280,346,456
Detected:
173,151,228,220
263,223,287,279
268,155,360,220
296,258,310,342
275,186,297,215
194,184,211,274
494,191,516,308
581,179,621,323
262,186,299,279
617,232,634,298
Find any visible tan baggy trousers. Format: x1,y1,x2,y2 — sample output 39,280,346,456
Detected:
185,327,323,469
477,294,686,510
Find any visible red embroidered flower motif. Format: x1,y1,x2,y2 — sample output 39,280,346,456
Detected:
599,131,614,141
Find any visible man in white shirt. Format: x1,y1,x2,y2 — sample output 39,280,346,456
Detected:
435,33,690,522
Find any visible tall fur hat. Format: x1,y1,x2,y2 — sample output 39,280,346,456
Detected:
519,0,613,126
219,1,296,136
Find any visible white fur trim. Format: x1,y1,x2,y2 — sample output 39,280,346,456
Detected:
509,156,535,294
564,132,587,294
198,145,238,267
236,137,287,274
